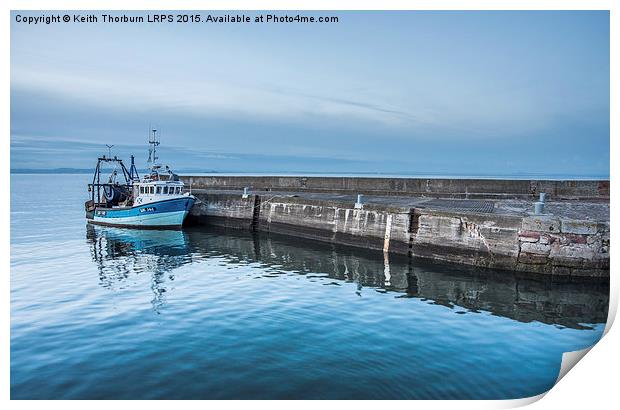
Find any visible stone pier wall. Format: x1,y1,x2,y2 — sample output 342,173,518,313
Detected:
187,192,609,278
516,216,609,276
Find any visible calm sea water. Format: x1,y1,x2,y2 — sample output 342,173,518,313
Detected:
11,174,609,399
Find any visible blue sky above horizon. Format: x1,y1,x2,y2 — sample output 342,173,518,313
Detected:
10,10,610,176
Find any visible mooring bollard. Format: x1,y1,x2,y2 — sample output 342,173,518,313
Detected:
242,187,250,199
534,201,544,214
534,192,547,214
354,194,364,209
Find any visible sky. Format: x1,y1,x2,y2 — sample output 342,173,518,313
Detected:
10,10,610,177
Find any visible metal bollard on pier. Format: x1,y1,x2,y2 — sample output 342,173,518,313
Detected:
534,192,546,214
354,194,364,209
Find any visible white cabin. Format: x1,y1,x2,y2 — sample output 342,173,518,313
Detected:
133,180,188,206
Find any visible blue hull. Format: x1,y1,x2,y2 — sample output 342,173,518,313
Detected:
89,197,195,228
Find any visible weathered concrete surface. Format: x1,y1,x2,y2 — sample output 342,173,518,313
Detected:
186,186,609,278
182,175,609,200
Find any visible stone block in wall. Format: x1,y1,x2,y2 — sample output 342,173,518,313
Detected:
560,219,598,235
551,244,596,259
417,214,462,238
518,230,540,242
549,244,595,268
522,216,561,233
478,225,520,258
518,252,549,265
520,242,551,255
559,234,588,245
415,213,521,259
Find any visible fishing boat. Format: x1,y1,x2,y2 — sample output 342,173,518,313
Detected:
85,129,195,229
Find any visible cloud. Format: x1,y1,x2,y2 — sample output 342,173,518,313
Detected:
11,67,428,130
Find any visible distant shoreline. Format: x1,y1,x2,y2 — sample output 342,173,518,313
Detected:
10,169,610,181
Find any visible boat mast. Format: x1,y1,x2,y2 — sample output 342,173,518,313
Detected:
147,128,160,172
129,155,140,181
106,144,114,158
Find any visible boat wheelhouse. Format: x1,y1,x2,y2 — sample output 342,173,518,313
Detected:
85,130,195,229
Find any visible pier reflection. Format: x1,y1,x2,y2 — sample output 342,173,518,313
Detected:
86,225,609,328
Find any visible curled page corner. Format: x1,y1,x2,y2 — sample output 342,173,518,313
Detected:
501,391,547,408
506,292,614,408
603,290,617,336
503,346,596,409
556,346,593,384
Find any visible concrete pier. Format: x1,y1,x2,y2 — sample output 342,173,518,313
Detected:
182,176,609,278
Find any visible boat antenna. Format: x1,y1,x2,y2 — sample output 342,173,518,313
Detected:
105,144,114,158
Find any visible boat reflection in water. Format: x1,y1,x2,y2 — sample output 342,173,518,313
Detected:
86,225,609,329
86,224,192,310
